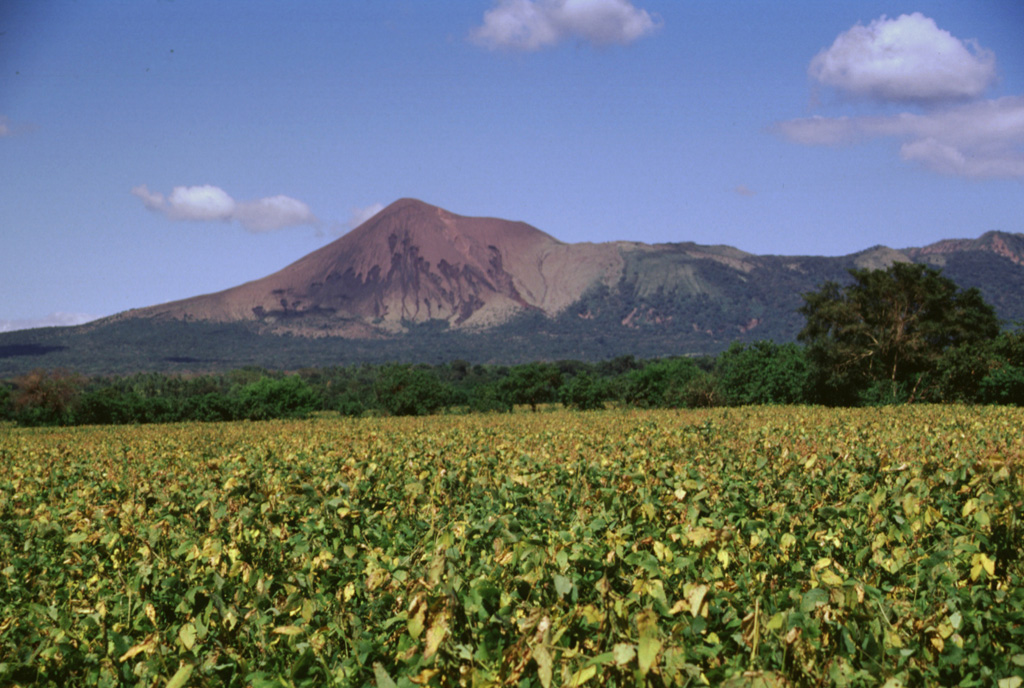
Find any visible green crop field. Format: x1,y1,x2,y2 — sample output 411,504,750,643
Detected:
1,407,1022,687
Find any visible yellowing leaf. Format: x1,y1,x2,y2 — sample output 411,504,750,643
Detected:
272,625,303,636
166,663,194,688
423,612,448,659
533,644,553,688
668,599,689,615
566,665,597,686
373,663,398,688
177,622,196,651
612,642,636,666
118,633,158,662
686,526,716,546
407,597,426,640
819,569,845,587
971,553,997,580
638,634,661,676
688,584,709,618
410,669,440,685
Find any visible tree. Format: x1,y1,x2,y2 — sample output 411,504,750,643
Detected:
236,375,321,420
798,263,999,405
978,329,1024,405
374,364,450,416
498,363,563,412
716,341,810,405
560,372,607,411
622,357,702,408
11,368,85,425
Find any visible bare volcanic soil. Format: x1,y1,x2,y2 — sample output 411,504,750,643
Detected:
117,198,624,336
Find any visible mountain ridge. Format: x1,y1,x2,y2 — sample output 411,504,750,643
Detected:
3,198,1023,375
108,197,1024,340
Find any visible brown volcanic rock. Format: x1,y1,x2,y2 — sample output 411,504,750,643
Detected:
122,198,623,335
904,230,1024,266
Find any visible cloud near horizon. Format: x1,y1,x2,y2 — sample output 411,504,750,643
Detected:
0,312,100,333
470,0,659,51
776,14,1024,179
132,185,319,232
348,203,384,229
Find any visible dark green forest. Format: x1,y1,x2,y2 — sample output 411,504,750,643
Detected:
3,265,1023,427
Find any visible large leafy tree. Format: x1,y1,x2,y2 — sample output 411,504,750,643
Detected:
374,364,452,416
716,340,810,405
11,368,85,425
798,263,999,404
622,357,703,408
498,362,563,412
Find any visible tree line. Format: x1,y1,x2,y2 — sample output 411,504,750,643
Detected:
2,264,1022,426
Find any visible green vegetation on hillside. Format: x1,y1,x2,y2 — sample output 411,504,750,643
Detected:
2,265,1023,427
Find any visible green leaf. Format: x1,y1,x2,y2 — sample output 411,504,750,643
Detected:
801,588,829,613
553,573,573,598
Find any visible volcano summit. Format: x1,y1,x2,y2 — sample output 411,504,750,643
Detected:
118,198,626,336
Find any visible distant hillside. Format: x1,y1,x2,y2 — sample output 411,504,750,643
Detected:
2,199,1023,375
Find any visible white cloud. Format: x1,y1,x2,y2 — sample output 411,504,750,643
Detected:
809,13,996,104
0,312,100,333
775,96,1024,178
322,203,385,238
470,0,659,51
775,14,1023,179
772,116,863,146
132,184,319,231
349,203,384,229
235,195,319,233
131,184,166,211
165,185,236,222
0,118,10,137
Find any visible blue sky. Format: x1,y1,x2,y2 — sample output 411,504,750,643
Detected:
3,1,1023,330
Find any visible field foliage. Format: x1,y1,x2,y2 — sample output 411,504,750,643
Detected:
1,407,1023,686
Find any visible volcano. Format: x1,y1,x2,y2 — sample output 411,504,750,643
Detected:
119,198,625,336
45,196,1021,374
